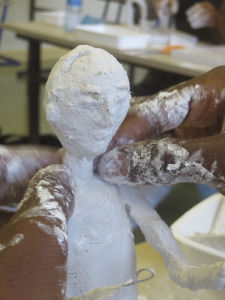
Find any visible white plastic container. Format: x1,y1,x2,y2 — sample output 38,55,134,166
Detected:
171,193,225,265
38,11,66,27
75,24,151,50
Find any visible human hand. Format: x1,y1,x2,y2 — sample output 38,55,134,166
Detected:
98,66,225,192
186,2,217,29
153,0,179,18
109,66,225,146
0,164,74,300
0,145,61,207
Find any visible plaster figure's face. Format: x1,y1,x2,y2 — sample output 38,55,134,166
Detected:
45,45,130,159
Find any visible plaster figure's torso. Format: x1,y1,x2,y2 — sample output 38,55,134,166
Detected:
66,175,137,299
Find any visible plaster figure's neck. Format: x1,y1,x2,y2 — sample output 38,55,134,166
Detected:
63,151,94,190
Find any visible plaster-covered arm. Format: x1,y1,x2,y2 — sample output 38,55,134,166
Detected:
119,186,225,291
0,165,74,300
0,145,61,205
99,134,225,194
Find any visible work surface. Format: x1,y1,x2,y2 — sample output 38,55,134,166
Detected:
136,242,225,299
3,21,215,77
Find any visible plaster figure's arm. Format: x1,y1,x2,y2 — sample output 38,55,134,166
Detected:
0,145,61,206
0,165,74,300
119,186,225,291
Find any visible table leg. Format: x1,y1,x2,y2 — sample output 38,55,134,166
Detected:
27,38,40,144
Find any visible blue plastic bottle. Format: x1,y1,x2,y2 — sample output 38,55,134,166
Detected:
64,0,82,32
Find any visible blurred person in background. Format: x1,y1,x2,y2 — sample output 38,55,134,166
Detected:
153,0,225,43
134,0,225,97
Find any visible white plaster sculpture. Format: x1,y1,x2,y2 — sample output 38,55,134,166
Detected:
44,45,225,299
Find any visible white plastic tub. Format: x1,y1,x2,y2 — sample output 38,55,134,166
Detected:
171,193,225,265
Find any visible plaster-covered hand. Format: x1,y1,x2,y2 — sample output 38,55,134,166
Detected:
153,0,179,18
0,164,74,300
186,2,217,29
109,66,225,147
99,66,225,192
0,145,61,206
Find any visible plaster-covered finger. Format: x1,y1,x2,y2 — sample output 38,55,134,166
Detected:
186,3,204,17
188,17,210,29
98,147,130,184
129,85,196,135
186,2,217,28
187,10,213,28
107,112,150,150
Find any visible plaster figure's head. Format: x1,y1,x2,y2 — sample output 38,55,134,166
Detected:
45,45,130,159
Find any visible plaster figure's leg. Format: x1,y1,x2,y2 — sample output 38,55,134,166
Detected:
119,186,225,291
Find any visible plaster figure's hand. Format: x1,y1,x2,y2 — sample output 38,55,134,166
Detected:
98,66,225,193
153,0,179,18
186,2,217,29
0,164,74,300
0,145,61,207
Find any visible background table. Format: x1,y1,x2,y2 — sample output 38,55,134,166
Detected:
136,242,225,299
3,21,216,143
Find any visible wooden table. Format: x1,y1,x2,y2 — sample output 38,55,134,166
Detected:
136,242,225,299
3,21,215,143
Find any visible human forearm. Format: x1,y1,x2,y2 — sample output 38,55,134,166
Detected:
0,165,74,300
0,145,61,205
